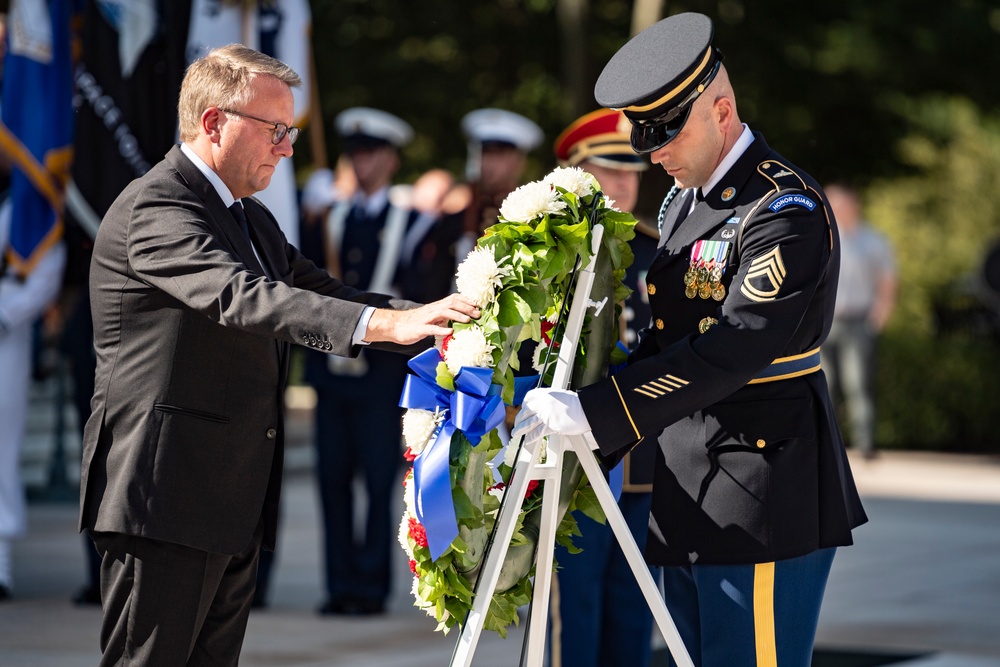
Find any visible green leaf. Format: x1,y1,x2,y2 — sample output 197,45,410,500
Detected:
452,485,483,523
574,485,607,524
436,362,454,391
497,288,534,327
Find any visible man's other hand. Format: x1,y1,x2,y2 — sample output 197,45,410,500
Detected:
364,294,480,346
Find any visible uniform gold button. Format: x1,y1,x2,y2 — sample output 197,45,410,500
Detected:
647,283,656,296
756,439,766,448
655,319,665,330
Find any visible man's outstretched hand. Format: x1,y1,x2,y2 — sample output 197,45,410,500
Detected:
364,294,480,346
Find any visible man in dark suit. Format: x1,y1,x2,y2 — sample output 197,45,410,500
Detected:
514,14,867,666
79,44,478,666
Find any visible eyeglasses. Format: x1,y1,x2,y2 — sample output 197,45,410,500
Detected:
629,60,722,154
218,108,300,146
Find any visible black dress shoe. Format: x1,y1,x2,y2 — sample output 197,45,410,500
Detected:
0,585,11,602
72,585,102,606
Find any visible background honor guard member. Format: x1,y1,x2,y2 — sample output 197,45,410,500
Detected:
514,13,867,667
398,108,543,303
548,108,661,667
301,106,417,616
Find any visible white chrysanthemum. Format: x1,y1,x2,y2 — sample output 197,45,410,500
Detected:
499,180,566,223
402,408,443,455
398,512,414,557
603,196,619,211
455,247,512,307
403,470,416,516
444,325,495,376
531,342,553,373
544,166,599,198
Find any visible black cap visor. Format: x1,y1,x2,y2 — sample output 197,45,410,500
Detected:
628,59,722,154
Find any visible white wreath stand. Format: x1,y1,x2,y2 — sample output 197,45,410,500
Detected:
450,225,695,667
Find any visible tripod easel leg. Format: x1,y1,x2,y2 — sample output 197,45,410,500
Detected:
567,434,695,667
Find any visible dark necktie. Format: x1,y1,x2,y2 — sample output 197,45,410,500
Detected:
229,200,269,277
229,201,252,244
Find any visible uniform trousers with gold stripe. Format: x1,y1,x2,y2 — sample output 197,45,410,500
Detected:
661,547,836,667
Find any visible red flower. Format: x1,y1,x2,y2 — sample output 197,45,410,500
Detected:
441,333,453,353
403,447,417,462
540,321,555,345
409,559,420,576
525,479,540,498
408,517,429,548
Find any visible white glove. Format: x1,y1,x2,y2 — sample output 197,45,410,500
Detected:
511,388,594,445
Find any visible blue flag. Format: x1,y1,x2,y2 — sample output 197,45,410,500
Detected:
0,0,77,277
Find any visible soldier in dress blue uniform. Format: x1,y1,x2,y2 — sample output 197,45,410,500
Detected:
548,108,661,667
398,109,542,303
302,107,416,616
514,13,868,666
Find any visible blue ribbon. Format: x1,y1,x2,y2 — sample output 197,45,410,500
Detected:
399,348,506,560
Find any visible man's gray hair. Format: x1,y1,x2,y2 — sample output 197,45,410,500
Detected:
178,44,301,142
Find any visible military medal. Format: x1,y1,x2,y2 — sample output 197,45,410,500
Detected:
686,239,733,300
698,317,718,333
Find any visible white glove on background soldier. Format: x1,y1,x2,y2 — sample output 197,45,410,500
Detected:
511,388,598,449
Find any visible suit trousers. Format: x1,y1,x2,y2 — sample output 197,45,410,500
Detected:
661,547,836,667
550,492,659,667
91,519,263,667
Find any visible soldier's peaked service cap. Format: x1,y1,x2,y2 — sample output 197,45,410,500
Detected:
595,12,722,154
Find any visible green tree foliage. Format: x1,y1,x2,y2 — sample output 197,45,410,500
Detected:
866,97,1000,450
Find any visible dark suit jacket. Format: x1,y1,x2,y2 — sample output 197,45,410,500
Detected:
579,133,867,566
80,145,413,555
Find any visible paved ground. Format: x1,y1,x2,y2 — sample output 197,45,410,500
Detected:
4,384,1000,666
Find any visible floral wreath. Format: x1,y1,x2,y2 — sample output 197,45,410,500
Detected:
396,167,637,636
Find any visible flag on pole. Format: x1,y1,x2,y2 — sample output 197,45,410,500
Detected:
0,0,78,277
67,0,192,242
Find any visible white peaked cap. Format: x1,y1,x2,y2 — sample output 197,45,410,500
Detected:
335,107,414,147
461,108,543,152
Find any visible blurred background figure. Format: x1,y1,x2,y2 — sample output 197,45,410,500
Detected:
399,108,543,303
300,107,415,616
455,107,544,258
547,109,658,667
0,199,66,603
0,0,71,602
822,183,898,460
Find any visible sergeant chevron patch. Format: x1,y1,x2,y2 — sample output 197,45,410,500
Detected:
740,245,786,302
633,374,690,399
